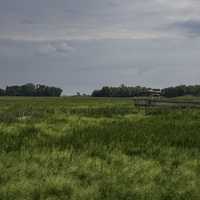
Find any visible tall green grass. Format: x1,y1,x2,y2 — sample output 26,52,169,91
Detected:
1,97,200,199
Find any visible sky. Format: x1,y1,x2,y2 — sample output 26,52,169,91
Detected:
0,0,200,94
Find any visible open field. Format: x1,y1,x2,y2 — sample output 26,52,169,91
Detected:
1,97,200,199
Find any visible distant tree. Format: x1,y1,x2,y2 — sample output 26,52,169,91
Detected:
6,85,22,96
101,87,112,97
161,85,200,97
76,92,81,96
21,83,36,96
0,88,5,96
36,84,62,97
92,85,154,97
5,83,62,97
49,87,62,97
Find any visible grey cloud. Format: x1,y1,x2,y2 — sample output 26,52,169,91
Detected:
21,19,35,25
36,41,74,56
107,2,120,7
54,42,74,53
168,20,200,37
0,0,175,40
0,0,200,41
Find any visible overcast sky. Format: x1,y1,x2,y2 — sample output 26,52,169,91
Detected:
0,0,200,94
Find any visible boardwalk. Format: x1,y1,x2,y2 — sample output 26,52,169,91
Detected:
134,98,200,108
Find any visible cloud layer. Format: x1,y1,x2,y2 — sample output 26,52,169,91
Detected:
0,0,200,94
1,0,200,41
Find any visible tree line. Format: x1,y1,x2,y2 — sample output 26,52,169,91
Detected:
161,85,200,97
92,85,158,97
92,84,200,98
0,83,62,97
1,83,200,98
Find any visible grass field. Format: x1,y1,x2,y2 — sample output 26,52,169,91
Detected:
1,97,200,200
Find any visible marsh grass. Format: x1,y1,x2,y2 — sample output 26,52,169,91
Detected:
1,97,200,199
